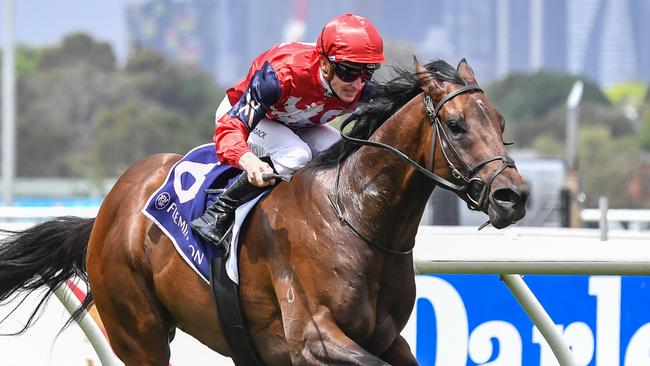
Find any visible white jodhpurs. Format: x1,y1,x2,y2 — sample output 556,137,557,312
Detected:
215,96,341,175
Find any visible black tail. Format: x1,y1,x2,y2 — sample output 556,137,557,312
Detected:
0,216,95,335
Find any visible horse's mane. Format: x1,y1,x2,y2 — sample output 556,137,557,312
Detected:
309,59,466,169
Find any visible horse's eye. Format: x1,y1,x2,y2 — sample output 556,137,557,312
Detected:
447,120,465,135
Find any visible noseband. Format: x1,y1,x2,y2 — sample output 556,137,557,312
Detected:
329,83,517,255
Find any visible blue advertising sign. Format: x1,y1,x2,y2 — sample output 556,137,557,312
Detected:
404,275,650,366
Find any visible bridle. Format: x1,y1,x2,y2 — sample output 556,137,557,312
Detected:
422,85,516,211
328,83,517,255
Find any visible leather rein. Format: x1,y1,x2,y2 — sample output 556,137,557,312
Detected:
328,84,517,255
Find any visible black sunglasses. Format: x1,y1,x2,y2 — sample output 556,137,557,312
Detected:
332,62,376,82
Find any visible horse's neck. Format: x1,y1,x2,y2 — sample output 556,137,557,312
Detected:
339,95,435,249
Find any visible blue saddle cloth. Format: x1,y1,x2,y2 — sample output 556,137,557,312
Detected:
142,143,240,282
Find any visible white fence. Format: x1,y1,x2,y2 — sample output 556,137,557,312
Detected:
580,208,650,223
413,225,650,275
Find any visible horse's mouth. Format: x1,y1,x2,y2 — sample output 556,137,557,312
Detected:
487,202,526,229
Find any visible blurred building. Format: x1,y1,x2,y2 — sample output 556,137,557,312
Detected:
126,0,218,76
440,0,649,86
629,0,650,82
214,0,292,86
125,0,650,87
568,0,639,86
435,0,498,82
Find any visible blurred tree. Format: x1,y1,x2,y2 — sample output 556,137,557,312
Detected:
15,46,42,78
16,62,128,176
532,134,564,156
640,109,650,152
13,34,221,179
606,82,647,106
0,47,41,87
487,71,609,118
512,101,634,147
90,99,197,177
534,125,642,207
39,33,116,72
577,126,640,207
605,82,647,122
16,33,120,175
125,47,222,121
486,71,610,146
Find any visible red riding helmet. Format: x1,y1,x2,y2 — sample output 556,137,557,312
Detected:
317,13,385,65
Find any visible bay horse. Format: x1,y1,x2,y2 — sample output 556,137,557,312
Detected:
0,59,527,365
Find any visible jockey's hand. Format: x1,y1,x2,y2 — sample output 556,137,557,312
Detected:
238,152,276,187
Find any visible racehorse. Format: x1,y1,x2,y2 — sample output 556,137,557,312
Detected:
0,59,527,365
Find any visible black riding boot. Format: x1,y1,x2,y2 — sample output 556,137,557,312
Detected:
191,173,266,253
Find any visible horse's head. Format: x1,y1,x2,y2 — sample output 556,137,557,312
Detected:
416,59,528,228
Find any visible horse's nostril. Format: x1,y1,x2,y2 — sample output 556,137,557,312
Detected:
493,188,521,205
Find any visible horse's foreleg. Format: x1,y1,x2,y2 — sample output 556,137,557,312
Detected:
286,309,390,366
380,335,418,366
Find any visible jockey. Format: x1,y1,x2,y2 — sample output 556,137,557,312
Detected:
191,13,385,252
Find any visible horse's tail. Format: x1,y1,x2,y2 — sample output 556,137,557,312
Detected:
0,216,95,335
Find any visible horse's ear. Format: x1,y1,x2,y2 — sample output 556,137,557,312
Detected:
457,58,478,86
414,56,441,92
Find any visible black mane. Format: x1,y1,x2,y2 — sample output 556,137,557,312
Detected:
308,59,466,169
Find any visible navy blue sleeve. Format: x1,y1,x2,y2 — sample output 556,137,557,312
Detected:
228,61,282,131
360,79,380,102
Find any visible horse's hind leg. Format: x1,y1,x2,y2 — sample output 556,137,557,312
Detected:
91,265,174,365
88,233,174,366
85,153,184,365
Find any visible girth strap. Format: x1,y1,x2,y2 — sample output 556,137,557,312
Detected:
210,256,267,366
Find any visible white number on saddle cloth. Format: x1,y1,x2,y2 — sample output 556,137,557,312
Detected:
173,161,217,203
